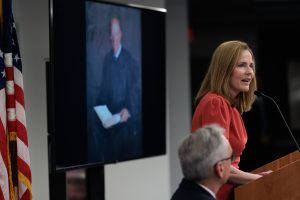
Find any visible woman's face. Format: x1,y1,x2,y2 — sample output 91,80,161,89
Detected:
229,49,254,98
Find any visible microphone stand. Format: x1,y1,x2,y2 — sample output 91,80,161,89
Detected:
254,91,300,152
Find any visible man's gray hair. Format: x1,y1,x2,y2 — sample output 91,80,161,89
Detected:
178,124,229,182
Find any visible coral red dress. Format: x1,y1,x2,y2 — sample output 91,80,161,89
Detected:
192,92,248,200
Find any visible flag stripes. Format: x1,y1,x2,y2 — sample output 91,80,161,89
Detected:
0,0,32,199
0,75,10,200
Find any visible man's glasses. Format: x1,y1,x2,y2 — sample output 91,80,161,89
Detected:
217,153,235,163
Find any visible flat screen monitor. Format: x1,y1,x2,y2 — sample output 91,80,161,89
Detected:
48,0,166,171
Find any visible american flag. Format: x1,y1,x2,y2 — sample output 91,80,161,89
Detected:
0,0,32,199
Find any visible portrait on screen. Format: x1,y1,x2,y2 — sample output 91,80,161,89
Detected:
85,1,142,163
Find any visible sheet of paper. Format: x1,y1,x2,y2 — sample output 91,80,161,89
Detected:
94,105,121,128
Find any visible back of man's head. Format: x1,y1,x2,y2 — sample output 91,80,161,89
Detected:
178,124,229,182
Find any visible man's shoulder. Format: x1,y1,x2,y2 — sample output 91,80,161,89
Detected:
120,47,132,58
104,50,114,60
171,179,216,200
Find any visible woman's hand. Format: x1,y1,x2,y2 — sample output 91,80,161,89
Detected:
258,170,272,176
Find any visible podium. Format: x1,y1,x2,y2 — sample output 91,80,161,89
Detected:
234,150,300,200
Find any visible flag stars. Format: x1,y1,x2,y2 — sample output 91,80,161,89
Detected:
14,54,20,63
12,38,15,46
0,49,3,58
1,69,5,78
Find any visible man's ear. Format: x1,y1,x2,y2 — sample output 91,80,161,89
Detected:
214,162,225,179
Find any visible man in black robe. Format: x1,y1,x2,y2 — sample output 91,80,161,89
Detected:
91,16,142,162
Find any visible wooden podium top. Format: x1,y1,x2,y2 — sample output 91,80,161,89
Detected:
251,150,300,173
235,150,300,200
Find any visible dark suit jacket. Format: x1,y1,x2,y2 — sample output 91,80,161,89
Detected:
171,179,216,200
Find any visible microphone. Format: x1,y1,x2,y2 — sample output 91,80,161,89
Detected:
254,91,300,152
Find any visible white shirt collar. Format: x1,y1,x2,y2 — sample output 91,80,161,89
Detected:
199,184,216,199
114,45,122,59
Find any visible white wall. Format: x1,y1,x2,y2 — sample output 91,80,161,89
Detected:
165,0,191,194
12,0,190,199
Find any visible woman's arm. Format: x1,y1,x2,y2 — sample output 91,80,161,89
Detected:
228,166,271,185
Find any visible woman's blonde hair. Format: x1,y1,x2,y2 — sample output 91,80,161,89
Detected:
194,40,257,113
